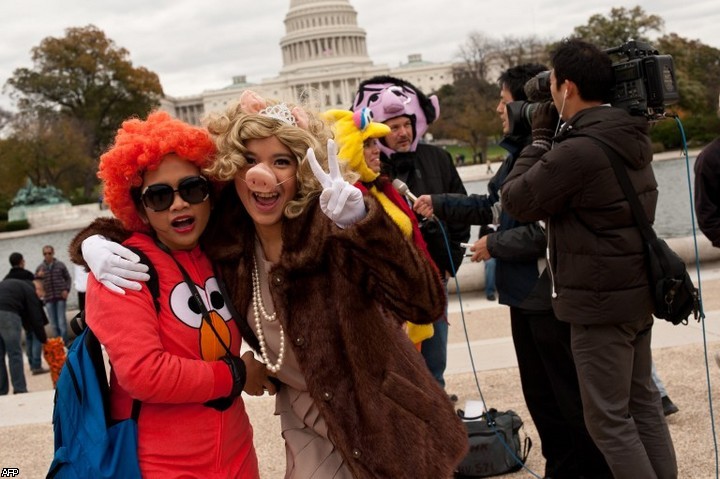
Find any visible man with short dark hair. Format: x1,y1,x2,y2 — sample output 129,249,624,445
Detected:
6,252,34,281
0,278,48,394
4,252,49,375
414,63,610,478
502,39,677,478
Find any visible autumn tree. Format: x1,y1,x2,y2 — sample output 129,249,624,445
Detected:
432,33,550,159
4,25,163,197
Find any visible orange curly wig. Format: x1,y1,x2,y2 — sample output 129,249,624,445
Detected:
98,111,216,232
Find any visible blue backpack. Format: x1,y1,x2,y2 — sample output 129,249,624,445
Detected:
48,250,159,479
47,326,142,478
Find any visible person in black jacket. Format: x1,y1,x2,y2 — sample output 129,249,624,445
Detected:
695,137,720,246
5,252,35,281
414,64,610,479
352,76,470,393
4,253,49,375
501,40,677,479
0,278,48,394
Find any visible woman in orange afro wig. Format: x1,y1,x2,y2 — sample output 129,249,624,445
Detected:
78,110,261,478
99,110,216,233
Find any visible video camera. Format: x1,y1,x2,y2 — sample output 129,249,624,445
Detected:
605,40,678,118
506,40,679,136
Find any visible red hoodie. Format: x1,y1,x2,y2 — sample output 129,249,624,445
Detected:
85,233,258,478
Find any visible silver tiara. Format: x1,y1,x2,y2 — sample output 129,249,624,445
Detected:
259,103,297,126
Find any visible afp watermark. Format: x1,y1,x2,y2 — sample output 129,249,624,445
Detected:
0,468,20,477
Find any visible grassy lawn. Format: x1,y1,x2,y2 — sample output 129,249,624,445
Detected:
441,144,507,166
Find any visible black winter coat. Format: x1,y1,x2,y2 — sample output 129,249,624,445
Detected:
694,138,720,246
381,144,471,276
502,106,657,325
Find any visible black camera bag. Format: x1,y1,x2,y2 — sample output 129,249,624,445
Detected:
594,139,699,325
454,409,531,478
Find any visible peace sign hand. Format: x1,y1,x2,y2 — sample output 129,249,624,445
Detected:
307,139,366,228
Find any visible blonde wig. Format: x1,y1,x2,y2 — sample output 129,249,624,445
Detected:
204,94,357,218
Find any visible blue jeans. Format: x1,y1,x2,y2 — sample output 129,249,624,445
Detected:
484,258,496,297
651,360,667,397
25,330,43,370
421,279,449,388
0,311,27,395
46,300,68,343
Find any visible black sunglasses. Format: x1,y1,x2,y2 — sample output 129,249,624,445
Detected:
141,176,210,212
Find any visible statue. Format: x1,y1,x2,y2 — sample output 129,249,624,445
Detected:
11,178,68,206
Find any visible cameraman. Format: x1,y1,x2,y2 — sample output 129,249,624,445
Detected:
414,63,610,479
501,39,677,478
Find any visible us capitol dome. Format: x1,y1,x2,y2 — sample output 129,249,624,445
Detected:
160,0,455,125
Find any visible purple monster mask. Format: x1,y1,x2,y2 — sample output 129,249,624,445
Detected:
351,77,440,155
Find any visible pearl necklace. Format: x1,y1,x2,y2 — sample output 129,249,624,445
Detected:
252,256,285,373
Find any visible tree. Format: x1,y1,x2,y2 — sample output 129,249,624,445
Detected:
0,107,12,132
431,77,501,162
432,33,550,159
656,33,720,116
4,25,163,196
571,6,664,49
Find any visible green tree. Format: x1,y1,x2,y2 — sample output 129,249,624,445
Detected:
571,6,664,49
431,77,500,162
656,33,720,116
4,25,163,196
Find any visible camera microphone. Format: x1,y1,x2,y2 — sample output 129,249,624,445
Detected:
392,179,438,222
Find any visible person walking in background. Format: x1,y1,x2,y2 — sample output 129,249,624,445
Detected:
5,252,49,375
0,278,48,394
35,245,72,344
413,63,611,478
351,76,470,397
501,39,677,478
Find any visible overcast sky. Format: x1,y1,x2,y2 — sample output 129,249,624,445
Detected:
1,0,718,110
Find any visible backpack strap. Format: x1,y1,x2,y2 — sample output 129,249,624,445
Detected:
125,246,160,313
589,138,659,243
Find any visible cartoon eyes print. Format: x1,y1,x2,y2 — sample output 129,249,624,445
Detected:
170,277,234,360
388,85,412,105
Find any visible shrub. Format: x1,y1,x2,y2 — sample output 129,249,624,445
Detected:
0,219,30,232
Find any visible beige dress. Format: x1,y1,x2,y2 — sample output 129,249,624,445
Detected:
250,241,354,479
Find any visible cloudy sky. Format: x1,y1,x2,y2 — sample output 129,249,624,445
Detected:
1,0,717,110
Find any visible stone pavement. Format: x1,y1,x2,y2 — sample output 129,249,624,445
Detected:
3,261,720,477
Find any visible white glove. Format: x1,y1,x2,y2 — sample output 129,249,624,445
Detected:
307,139,366,228
82,234,150,294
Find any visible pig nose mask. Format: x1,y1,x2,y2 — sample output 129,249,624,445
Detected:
242,162,294,194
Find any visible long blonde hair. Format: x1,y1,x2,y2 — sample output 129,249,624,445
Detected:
204,96,357,218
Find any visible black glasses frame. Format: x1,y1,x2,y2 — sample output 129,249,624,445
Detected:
141,176,210,212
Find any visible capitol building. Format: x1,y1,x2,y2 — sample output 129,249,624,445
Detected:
160,0,456,125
